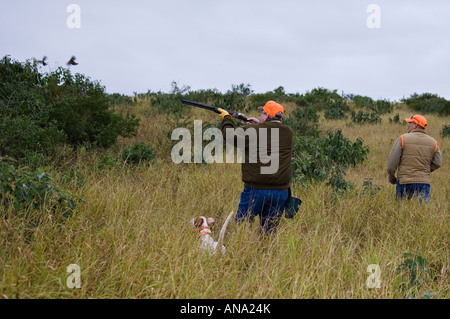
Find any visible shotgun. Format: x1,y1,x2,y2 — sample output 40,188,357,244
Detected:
181,99,250,122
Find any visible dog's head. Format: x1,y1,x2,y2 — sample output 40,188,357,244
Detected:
191,216,215,229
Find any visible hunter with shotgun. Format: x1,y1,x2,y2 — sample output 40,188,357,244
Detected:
182,99,301,234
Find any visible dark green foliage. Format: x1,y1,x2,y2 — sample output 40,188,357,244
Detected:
326,167,354,196
324,100,350,120
441,125,450,138
0,157,83,218
395,251,430,287
248,86,290,108
150,81,191,116
370,99,393,114
389,113,401,124
284,106,320,136
98,153,118,169
352,95,392,114
0,55,139,161
291,130,369,189
121,142,155,164
353,95,374,109
401,93,450,116
300,87,342,109
351,111,381,124
184,88,224,106
360,178,381,196
108,93,135,106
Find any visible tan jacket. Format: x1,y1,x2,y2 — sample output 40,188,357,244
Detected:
387,128,442,185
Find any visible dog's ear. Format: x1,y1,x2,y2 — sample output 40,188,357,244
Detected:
193,217,203,228
206,217,215,226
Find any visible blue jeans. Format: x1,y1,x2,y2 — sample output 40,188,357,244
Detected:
236,187,289,234
396,181,430,202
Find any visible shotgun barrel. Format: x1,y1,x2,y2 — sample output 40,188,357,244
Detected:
181,99,249,122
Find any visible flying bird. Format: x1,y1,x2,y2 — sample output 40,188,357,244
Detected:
67,56,78,66
37,56,48,66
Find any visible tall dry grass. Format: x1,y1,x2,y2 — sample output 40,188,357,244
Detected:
1,101,448,299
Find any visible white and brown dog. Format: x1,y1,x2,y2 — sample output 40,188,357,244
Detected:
191,211,234,254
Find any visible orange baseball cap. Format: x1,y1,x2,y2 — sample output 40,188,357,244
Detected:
405,115,427,128
258,101,285,118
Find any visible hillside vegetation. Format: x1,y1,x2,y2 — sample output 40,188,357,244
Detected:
1,56,449,299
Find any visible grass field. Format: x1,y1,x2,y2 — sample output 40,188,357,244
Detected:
1,100,448,299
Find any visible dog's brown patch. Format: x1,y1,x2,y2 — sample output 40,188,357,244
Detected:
193,217,204,228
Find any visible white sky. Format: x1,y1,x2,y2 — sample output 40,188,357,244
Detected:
1,0,450,101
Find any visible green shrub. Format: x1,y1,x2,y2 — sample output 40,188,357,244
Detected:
360,178,381,196
284,106,320,136
121,142,155,164
352,96,392,114
98,153,118,169
216,89,247,112
324,100,350,120
291,130,369,189
389,113,401,124
351,111,381,124
326,167,354,196
441,125,450,138
301,87,342,109
108,93,135,106
0,55,139,161
248,86,289,108
184,88,223,106
401,93,450,116
0,157,83,218
353,95,374,109
370,99,393,114
150,82,190,116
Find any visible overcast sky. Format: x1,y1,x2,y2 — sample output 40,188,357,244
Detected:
1,1,450,101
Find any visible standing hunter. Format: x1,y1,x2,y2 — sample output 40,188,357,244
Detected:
218,101,294,234
387,114,442,202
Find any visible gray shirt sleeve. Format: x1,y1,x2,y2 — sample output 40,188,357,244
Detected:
431,146,442,172
387,137,402,178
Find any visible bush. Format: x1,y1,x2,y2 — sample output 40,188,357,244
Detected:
291,130,369,189
401,93,450,116
353,95,374,109
108,93,135,106
370,100,393,114
351,111,381,124
442,125,450,138
0,157,82,218
389,114,401,124
284,106,320,136
98,153,118,169
300,87,342,109
352,96,392,114
324,100,350,120
121,142,155,164
248,86,289,108
184,88,223,106
0,55,140,161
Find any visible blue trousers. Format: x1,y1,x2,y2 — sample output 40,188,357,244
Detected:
236,187,289,234
396,181,431,202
